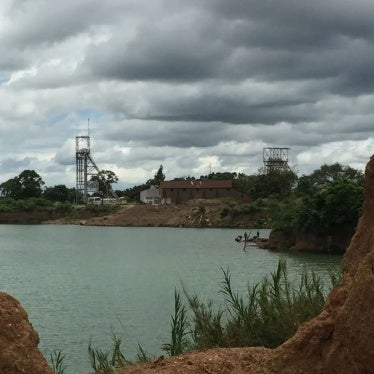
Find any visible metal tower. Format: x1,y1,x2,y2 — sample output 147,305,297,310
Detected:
75,136,100,203
263,147,290,173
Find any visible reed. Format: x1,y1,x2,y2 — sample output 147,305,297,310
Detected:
186,259,338,350
50,349,66,374
88,335,130,373
161,289,190,356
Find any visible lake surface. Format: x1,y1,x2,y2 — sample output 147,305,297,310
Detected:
0,225,342,373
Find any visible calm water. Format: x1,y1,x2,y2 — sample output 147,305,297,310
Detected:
0,225,341,373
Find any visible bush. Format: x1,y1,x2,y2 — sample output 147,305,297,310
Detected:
53,202,73,214
177,260,340,351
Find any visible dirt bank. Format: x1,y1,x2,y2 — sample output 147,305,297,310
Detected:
84,199,266,228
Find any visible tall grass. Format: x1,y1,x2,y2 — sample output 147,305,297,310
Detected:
183,259,340,350
161,289,190,356
88,335,130,373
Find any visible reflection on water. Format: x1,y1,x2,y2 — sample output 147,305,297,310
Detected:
0,225,341,373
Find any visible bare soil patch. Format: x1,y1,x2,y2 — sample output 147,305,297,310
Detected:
84,199,262,228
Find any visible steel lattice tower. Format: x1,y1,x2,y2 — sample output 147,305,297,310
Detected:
263,147,290,173
75,136,100,203
75,135,119,203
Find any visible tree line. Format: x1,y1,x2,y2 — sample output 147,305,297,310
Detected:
0,163,365,234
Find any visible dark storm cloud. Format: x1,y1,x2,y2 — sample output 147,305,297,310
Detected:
5,0,128,47
81,0,374,126
142,96,314,124
103,121,230,148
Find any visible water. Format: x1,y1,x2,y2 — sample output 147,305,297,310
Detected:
0,225,342,373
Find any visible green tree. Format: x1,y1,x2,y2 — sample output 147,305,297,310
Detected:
0,178,21,198
146,165,166,186
296,163,364,195
248,169,297,199
0,170,44,199
154,164,166,185
270,163,364,236
201,172,237,180
43,185,73,202
299,179,364,231
17,170,45,198
90,170,118,196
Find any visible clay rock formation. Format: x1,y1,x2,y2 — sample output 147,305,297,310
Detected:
0,292,51,374
267,155,374,373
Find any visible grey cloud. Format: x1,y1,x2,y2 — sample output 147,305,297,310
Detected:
0,157,35,174
102,121,229,148
0,0,373,187
5,0,124,47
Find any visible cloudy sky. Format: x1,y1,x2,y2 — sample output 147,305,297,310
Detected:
1,0,374,189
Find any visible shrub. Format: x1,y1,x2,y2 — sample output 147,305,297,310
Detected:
182,260,339,350
161,290,190,356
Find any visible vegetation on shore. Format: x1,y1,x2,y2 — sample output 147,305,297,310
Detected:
0,163,364,234
49,260,341,373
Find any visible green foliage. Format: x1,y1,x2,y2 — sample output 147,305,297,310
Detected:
270,163,364,233
298,179,364,231
0,170,45,199
153,165,166,185
88,335,130,373
269,197,304,231
0,197,54,212
90,170,119,196
201,171,237,180
135,344,154,363
161,290,190,356
248,169,297,200
185,260,336,350
186,295,224,349
220,203,258,220
43,185,74,202
50,349,66,374
53,202,73,214
298,163,364,191
84,203,119,214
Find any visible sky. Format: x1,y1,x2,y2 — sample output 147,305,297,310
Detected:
1,0,374,189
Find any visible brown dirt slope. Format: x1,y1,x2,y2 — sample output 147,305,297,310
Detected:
115,156,374,373
84,199,262,228
0,292,51,374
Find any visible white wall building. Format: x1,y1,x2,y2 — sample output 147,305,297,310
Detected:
140,185,161,205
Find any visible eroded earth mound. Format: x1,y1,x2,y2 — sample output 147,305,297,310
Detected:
0,292,51,374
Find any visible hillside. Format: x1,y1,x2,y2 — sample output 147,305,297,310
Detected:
83,199,267,228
